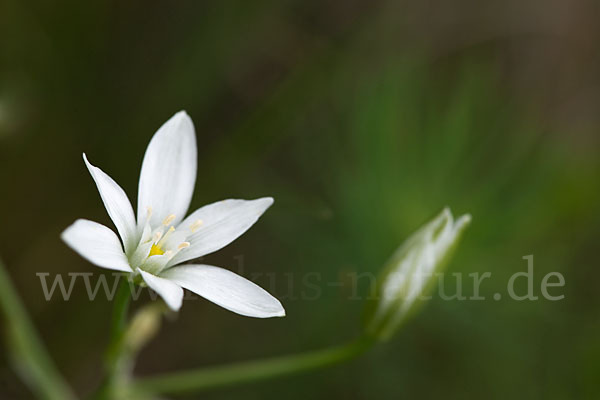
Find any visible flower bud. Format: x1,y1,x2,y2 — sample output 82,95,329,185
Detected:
364,208,471,341
123,304,162,354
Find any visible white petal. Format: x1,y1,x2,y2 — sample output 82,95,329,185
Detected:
137,111,197,228
139,269,183,311
129,241,153,270
61,219,131,272
141,252,173,275
161,264,285,318
167,197,273,266
83,154,137,254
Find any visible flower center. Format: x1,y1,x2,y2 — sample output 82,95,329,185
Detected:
149,243,165,257
129,209,203,275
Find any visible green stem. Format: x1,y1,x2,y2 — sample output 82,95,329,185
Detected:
106,280,132,367
131,336,374,396
92,279,132,400
0,257,76,400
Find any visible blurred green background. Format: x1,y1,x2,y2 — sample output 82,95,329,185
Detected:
1,0,599,399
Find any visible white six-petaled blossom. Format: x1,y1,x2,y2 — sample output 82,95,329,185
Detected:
61,111,285,317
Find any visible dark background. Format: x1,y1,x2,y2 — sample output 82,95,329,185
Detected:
1,1,599,399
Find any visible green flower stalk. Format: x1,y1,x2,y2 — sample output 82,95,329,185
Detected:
364,208,471,341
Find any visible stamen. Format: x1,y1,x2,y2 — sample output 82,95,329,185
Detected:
146,206,153,218
190,219,203,233
152,231,163,244
157,226,175,247
163,214,176,226
177,242,190,250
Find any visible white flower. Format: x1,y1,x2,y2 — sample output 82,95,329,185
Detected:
61,111,285,317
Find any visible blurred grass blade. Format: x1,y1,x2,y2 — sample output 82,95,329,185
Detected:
0,257,76,400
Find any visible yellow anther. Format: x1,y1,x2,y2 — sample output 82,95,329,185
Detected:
177,242,190,250
148,244,164,257
162,214,176,226
190,219,204,233
146,206,153,218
